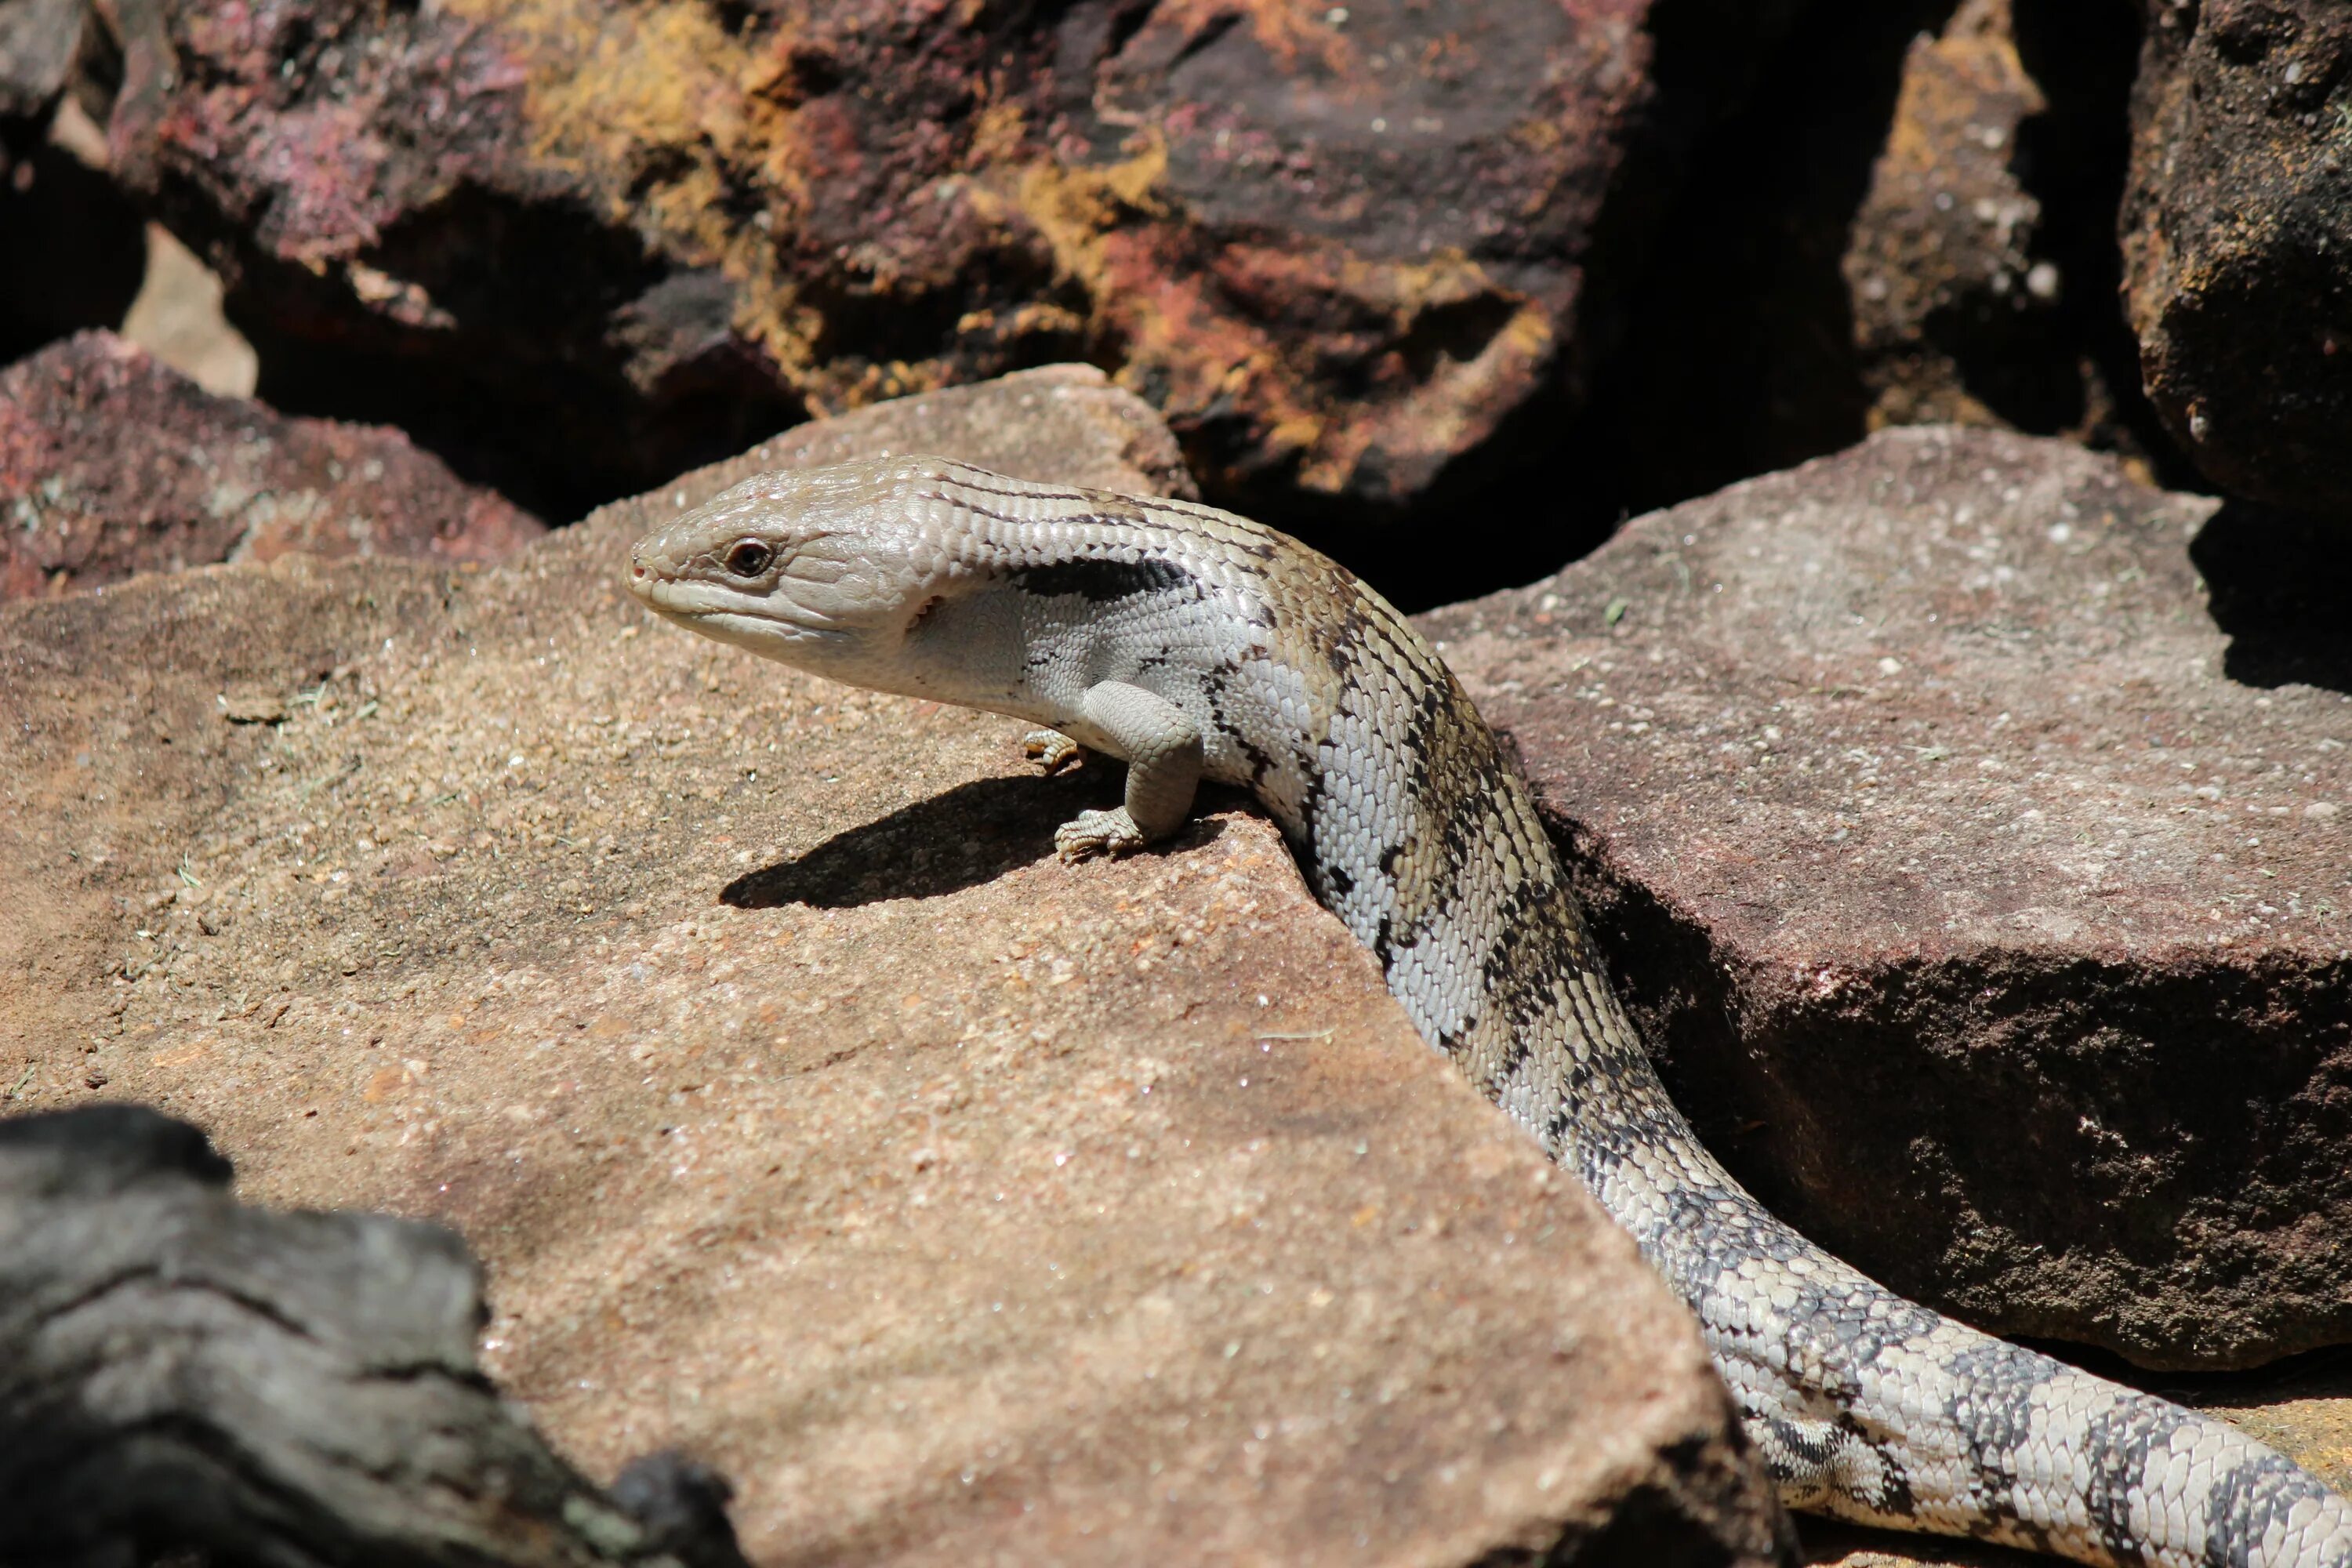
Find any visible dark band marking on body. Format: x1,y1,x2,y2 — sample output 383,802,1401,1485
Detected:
1011,557,1198,603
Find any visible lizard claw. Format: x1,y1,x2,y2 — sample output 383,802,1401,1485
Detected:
1022,729,1084,775
1054,808,1147,862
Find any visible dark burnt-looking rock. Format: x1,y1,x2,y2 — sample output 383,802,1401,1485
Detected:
96,0,1803,534
2123,0,2352,521
1421,426,2352,1371
0,331,542,599
0,1102,751,1567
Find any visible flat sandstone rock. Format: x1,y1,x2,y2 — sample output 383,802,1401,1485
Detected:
0,367,1784,1566
1421,424,2352,1370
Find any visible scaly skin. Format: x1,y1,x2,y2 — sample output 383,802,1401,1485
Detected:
626,455,2352,1566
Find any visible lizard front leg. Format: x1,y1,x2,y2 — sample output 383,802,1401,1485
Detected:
1052,681,1202,862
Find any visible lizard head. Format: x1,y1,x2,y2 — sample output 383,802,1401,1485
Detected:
624,455,975,681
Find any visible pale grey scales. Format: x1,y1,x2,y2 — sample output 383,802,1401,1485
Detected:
626,454,2352,1567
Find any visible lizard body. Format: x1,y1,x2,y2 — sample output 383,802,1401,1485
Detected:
626,455,2352,1567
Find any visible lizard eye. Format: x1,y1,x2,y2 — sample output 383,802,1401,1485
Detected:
724,539,774,578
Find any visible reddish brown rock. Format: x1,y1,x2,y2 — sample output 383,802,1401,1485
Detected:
0,331,542,598
0,371,1790,1566
1421,424,2352,1370
94,0,1803,532
2123,0,2352,521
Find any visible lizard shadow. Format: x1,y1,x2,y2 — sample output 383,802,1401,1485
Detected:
720,769,1231,910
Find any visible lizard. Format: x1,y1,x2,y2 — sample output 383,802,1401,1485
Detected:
625,453,2352,1567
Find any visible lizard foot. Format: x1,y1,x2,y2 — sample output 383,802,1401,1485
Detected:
1054,808,1147,862
1022,729,1085,775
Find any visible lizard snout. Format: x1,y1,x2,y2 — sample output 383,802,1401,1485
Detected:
624,539,666,600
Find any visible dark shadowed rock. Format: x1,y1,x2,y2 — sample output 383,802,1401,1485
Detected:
0,0,145,367
96,0,1805,536
1421,425,2352,1371
1842,0,2079,435
0,330,542,599
0,132,142,365
0,1102,753,1567
0,371,1790,1566
2122,0,2352,521
1573,0,2165,547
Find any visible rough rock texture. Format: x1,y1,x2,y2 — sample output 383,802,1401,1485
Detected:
0,369,1790,1567
697,362,1199,507
0,1102,752,1568
0,330,543,599
95,0,1802,531
0,0,257,395
2123,0,2352,521
1421,424,2352,1371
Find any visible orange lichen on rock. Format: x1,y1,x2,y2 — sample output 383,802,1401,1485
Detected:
104,0,1806,532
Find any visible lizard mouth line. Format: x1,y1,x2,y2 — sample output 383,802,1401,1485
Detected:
633,573,770,622
630,576,843,648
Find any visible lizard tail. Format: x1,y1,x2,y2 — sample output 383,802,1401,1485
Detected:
1413,844,2348,1565
1639,1160,2352,1567
1290,627,2352,1566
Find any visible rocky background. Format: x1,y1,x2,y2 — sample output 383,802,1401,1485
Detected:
6,0,2349,593
2,1,2348,1564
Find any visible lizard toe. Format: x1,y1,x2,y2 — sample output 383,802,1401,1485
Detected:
1022,729,1084,774
1054,808,1145,862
